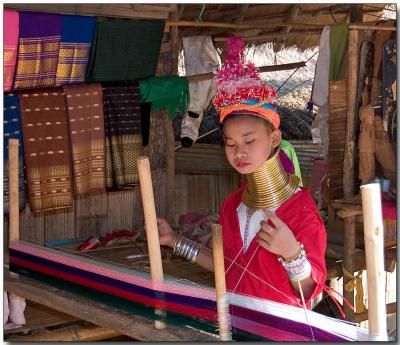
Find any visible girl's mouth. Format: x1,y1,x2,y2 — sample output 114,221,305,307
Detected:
237,162,251,168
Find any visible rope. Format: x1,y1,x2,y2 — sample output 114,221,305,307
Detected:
342,263,367,313
277,50,319,93
196,4,206,23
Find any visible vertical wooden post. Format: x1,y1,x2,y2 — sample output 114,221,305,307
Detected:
163,4,179,225
343,28,359,200
9,139,20,242
343,217,355,321
212,224,231,341
137,156,166,329
360,183,388,340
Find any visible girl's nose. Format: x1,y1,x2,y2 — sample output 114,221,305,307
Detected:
235,146,247,158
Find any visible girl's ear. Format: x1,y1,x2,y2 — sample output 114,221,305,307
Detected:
271,129,282,148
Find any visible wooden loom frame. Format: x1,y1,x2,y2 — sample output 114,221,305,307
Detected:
6,139,384,341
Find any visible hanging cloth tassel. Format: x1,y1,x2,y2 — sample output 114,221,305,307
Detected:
342,264,367,313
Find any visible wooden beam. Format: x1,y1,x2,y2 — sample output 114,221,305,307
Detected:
280,4,301,34
166,20,325,30
7,325,121,342
343,217,356,321
343,29,359,200
185,62,306,83
4,4,170,20
214,29,322,43
354,302,397,323
8,139,19,242
349,24,396,31
4,272,217,341
166,5,179,224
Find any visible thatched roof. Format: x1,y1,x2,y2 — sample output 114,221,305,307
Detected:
5,3,391,51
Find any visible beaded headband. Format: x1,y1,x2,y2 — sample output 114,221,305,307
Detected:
213,36,279,129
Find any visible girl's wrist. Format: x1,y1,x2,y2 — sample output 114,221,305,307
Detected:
282,241,302,261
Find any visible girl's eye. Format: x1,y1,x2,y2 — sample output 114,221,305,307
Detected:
245,140,255,144
225,143,235,147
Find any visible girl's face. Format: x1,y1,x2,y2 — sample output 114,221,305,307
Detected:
223,115,281,174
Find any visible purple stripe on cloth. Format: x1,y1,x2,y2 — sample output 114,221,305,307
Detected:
230,305,347,342
10,248,217,312
19,12,62,37
279,149,295,175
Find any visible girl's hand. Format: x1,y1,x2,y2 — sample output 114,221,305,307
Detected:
156,217,177,248
257,209,300,260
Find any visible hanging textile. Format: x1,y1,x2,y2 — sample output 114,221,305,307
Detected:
55,15,96,86
4,94,26,215
181,36,219,145
86,19,164,82
139,76,189,119
14,12,62,89
102,83,143,190
4,9,19,92
63,84,106,195
312,26,331,107
329,22,349,81
19,87,73,213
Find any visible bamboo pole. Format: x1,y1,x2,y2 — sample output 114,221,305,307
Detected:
165,20,324,30
349,24,396,31
137,156,166,330
212,224,231,341
9,139,19,242
214,30,322,42
7,326,121,341
186,62,306,83
360,183,388,340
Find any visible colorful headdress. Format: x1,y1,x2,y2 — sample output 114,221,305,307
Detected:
213,36,279,129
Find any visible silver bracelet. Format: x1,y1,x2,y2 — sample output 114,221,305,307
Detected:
173,236,200,263
278,243,312,281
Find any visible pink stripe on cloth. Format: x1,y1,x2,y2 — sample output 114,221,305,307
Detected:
10,240,215,301
4,9,19,91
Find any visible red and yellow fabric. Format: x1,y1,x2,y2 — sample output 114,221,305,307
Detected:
4,9,19,91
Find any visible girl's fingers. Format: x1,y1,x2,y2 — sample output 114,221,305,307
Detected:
263,209,285,228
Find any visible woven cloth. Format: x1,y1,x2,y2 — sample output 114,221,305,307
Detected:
14,12,62,89
102,82,143,190
329,22,349,81
55,15,95,86
86,19,164,82
4,10,19,91
19,87,73,213
139,76,189,119
4,93,26,215
64,84,106,195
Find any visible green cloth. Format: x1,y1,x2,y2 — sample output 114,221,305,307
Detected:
139,76,190,119
279,139,303,186
329,22,349,81
86,18,164,82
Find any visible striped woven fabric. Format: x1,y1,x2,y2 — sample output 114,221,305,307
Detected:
4,10,19,91
102,82,143,190
64,83,106,195
18,87,73,213
3,93,26,215
14,12,62,90
9,240,372,342
55,15,96,86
